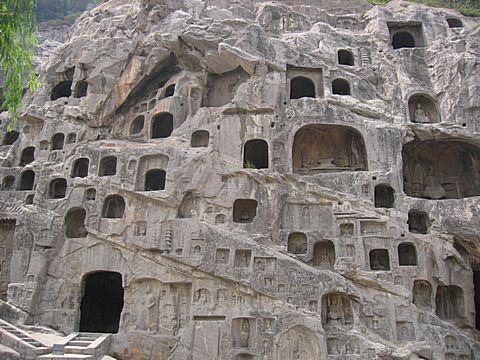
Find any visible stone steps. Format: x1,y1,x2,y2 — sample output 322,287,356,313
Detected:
42,332,111,359
0,318,51,358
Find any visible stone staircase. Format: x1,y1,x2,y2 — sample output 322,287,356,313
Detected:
39,333,111,359
0,319,50,359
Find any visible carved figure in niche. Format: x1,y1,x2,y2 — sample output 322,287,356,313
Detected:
308,300,318,312
414,103,430,123
145,287,158,331
340,223,354,237
423,171,446,199
276,326,319,360
240,319,250,347
194,288,210,304
322,293,353,327
311,241,335,268
264,318,274,333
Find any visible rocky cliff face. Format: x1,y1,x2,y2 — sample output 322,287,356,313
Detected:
0,0,479,359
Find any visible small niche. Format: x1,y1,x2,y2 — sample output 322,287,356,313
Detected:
51,133,65,150
388,22,425,50
338,49,354,66
408,210,429,234
164,84,175,98
191,130,210,147
234,250,252,268
332,79,351,96
71,158,89,178
65,207,87,238
243,139,268,169
398,242,417,266
408,94,439,124
18,170,35,191
144,169,166,191
287,232,307,254
130,115,145,135
98,156,117,177
232,317,256,348
151,112,173,139
49,178,67,199
446,18,463,28
311,241,335,269
233,199,258,223
74,80,88,98
374,184,395,208
19,147,35,166
435,285,465,320
290,76,315,99
51,81,72,100
3,131,19,145
101,195,125,218
412,280,432,310
85,188,96,201
66,133,77,144
369,249,390,270
2,176,15,191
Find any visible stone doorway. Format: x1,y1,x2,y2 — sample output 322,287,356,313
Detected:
79,271,124,333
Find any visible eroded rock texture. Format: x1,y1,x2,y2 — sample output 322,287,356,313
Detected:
0,0,479,359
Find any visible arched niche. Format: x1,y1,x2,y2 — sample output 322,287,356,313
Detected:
71,158,89,178
51,133,65,150
408,94,439,123
413,280,432,310
374,184,395,208
332,79,351,95
275,326,319,360
151,112,173,139
19,147,35,166
244,139,268,169
65,207,87,238
292,124,367,174
144,169,166,191
130,115,145,135
191,130,210,147
321,293,353,327
311,241,335,269
392,32,415,49
18,170,35,191
290,76,315,99
287,232,307,254
79,271,124,333
99,156,117,177
51,80,72,100
402,140,480,199
102,195,125,219
398,242,417,266
135,154,169,191
85,188,96,201
49,178,67,199
338,49,354,66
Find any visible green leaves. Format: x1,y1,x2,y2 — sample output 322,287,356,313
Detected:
0,0,40,130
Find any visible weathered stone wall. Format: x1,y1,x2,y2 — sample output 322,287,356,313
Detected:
0,0,479,359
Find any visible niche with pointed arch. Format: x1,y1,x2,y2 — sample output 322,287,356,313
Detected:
293,125,367,174
408,94,439,123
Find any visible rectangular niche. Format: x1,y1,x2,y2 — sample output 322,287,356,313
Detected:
387,22,426,49
234,249,252,268
287,65,324,100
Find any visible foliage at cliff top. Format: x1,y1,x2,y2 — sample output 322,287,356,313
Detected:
36,0,96,24
0,0,39,129
368,0,480,16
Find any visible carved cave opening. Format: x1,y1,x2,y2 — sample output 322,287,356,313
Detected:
51,133,65,150
332,79,351,95
290,76,315,99
435,285,464,320
164,84,175,98
413,280,432,310
51,81,72,100
447,18,463,28
338,50,354,66
18,170,35,190
322,293,353,327
398,242,417,266
374,184,395,208
85,188,96,201
402,140,480,199
293,124,367,174
233,199,258,223
19,147,35,166
79,271,124,333
130,115,145,135
65,207,87,238
408,94,439,124
287,232,307,254
49,178,67,199
244,139,268,169
144,169,166,191
392,32,415,49
408,210,429,234
191,130,210,148
151,112,173,139
2,176,14,191
74,81,88,98
71,158,89,178
102,195,125,219
0,220,16,300
205,67,249,107
311,241,335,269
99,156,117,177
369,249,390,270
3,131,19,145
389,22,425,49
66,133,77,144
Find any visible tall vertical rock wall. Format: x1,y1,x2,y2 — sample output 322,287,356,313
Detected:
0,0,479,358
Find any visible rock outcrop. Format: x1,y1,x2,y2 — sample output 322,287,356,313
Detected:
0,0,479,358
